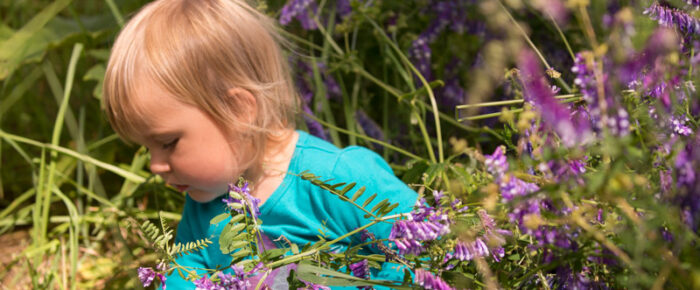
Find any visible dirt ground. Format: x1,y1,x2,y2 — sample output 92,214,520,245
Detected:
0,229,31,288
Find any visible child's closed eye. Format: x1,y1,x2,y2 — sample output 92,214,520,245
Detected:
163,138,179,150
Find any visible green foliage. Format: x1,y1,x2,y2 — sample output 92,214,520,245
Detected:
299,170,400,218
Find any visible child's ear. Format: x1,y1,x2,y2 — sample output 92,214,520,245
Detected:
226,87,257,125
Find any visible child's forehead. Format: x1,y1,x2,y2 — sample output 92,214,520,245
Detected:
117,80,188,139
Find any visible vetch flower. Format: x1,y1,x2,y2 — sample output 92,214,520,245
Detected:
453,238,490,261
138,267,156,288
222,182,261,219
302,106,330,141
279,0,318,30
414,269,454,290
389,195,452,255
644,2,700,36
519,50,593,146
193,275,215,290
409,37,432,81
484,146,540,201
670,115,693,136
349,260,372,289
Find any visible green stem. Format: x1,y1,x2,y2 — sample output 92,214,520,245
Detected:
104,0,125,27
499,0,572,93
412,111,437,164
546,11,575,62
304,112,426,162
456,94,579,109
0,129,145,183
362,13,443,163
266,214,405,268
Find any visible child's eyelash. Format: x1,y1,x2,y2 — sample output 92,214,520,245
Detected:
163,138,179,149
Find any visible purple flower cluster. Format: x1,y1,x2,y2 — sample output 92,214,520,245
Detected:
519,50,593,146
279,0,318,30
414,269,454,290
389,193,452,255
485,146,540,201
222,182,261,219
644,2,700,36
138,267,166,289
453,238,489,261
571,52,630,136
409,37,432,81
670,115,694,136
193,264,267,290
348,260,372,289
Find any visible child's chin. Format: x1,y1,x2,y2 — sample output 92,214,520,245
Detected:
187,190,222,203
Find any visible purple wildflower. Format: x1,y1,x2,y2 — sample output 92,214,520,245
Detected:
477,209,496,230
414,269,454,290
500,176,540,200
670,115,694,136
138,267,156,288
484,146,540,201
279,0,318,30
389,195,451,255
390,219,449,241
484,146,508,179
409,37,432,81
519,50,593,146
675,147,697,187
453,238,490,261
193,275,216,290
303,105,329,141
222,182,261,219
348,260,372,289
644,2,700,36
336,0,352,19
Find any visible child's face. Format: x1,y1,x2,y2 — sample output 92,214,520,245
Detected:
130,82,244,203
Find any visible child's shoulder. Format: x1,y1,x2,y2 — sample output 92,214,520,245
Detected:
295,130,392,176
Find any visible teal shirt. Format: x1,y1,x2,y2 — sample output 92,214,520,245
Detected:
164,131,418,289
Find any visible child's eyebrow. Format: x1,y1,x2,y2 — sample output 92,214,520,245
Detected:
146,131,180,140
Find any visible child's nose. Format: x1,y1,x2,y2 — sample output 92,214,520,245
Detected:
149,153,171,174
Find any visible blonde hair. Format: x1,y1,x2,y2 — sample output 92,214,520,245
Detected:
103,0,299,177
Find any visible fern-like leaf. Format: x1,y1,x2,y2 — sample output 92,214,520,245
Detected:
299,171,400,219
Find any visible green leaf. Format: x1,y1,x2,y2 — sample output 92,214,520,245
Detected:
339,182,356,196
351,186,366,202
370,199,389,214
210,213,230,225
379,203,400,216
296,263,411,289
230,214,245,224
330,182,346,189
230,249,252,259
0,0,74,79
362,193,377,208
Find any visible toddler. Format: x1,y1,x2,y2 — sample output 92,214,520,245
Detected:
102,0,418,289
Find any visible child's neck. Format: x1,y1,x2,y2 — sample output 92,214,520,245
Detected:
251,129,298,205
